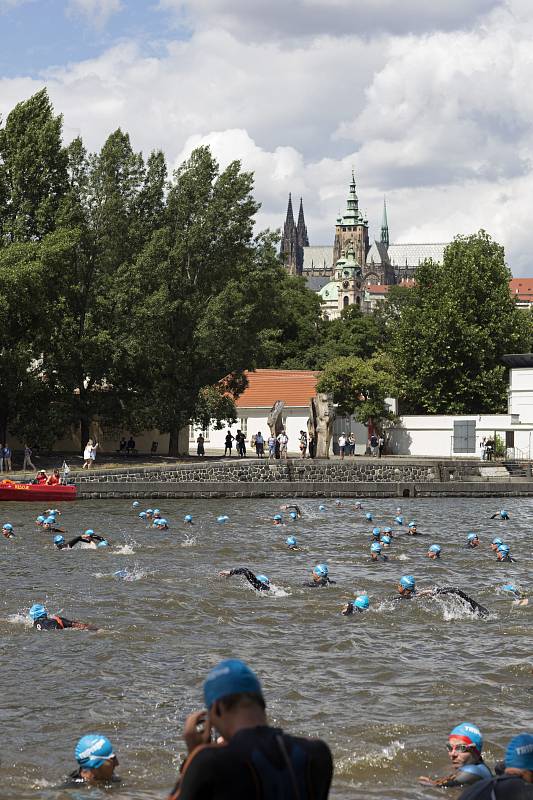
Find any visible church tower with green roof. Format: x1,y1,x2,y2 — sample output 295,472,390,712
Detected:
332,172,369,270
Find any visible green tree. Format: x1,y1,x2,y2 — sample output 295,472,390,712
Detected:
0,89,68,243
388,231,530,414
316,354,397,428
118,146,285,455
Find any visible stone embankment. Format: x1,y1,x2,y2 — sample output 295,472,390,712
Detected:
72,458,533,498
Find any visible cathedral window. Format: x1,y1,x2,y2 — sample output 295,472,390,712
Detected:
343,295,349,307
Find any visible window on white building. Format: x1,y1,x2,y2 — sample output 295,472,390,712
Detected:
189,425,210,442
240,418,248,435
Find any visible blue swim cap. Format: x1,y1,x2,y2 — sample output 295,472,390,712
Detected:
216,515,229,523
132,501,140,508
75,734,115,769
502,584,518,595
371,542,382,553
500,509,509,517
289,511,298,520
505,733,533,770
54,535,65,545
313,563,329,578
153,509,161,516
372,527,381,537
400,574,416,590
97,540,108,548
286,536,297,547
146,509,153,515
114,569,128,579
139,511,147,519
354,594,370,610
318,504,326,511
492,537,503,546
381,535,392,545
256,574,270,586
365,512,373,521
449,722,483,752
3,523,13,531
29,604,47,621
204,659,262,709
158,519,168,526
394,516,404,525
184,514,193,523
497,543,510,554
467,532,478,541
429,544,441,554
45,516,55,525
408,520,416,528
273,514,282,521
84,529,94,537
383,527,392,534
37,515,45,523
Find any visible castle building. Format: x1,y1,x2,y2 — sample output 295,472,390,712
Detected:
280,173,448,317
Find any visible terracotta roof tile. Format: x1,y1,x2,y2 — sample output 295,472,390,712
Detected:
235,370,319,408
509,278,533,299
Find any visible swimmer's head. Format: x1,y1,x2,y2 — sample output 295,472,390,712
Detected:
184,514,193,524
505,733,533,771
500,509,509,519
394,515,403,525
84,529,95,537
138,511,147,519
381,534,392,546
497,543,510,559
365,512,373,521
256,574,270,587
501,584,520,597
146,509,154,516
449,722,483,755
217,515,229,523
203,659,263,710
36,515,45,524
370,542,382,554
286,536,297,548
318,504,326,512
398,574,416,594
289,511,298,520
428,544,441,558
372,527,381,538
3,523,13,532
75,734,116,771
132,501,139,508
273,514,282,523
382,526,392,534
313,563,329,580
54,535,65,546
44,516,55,525
491,537,503,549
153,509,161,518
353,594,370,611
408,521,416,529
467,532,479,543
29,603,47,621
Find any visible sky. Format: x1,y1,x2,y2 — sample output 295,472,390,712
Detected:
1,0,532,274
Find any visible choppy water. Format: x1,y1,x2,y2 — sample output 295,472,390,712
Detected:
0,496,531,799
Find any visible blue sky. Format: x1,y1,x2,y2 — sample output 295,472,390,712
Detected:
1,0,533,274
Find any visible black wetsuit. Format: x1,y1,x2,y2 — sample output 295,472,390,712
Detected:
459,775,533,799
169,725,333,800
393,587,489,617
68,534,106,548
302,577,336,587
342,604,364,616
33,615,74,631
498,555,516,563
62,769,121,788
229,568,270,592
43,526,66,534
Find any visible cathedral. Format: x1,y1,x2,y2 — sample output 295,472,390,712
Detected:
280,173,448,318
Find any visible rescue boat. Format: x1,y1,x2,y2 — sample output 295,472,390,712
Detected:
0,480,77,502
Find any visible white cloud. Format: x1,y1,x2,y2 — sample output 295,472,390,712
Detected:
67,0,122,27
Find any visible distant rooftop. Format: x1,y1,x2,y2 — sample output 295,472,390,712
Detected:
235,370,319,408
387,243,448,266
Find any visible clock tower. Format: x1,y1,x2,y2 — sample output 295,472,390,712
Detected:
335,243,363,313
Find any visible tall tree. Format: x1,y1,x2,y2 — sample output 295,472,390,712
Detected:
0,89,68,243
118,146,284,455
388,231,530,413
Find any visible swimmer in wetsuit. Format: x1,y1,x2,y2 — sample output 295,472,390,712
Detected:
303,564,336,587
272,514,285,526
341,594,370,615
29,604,97,631
490,509,510,520
219,568,271,591
496,544,515,562
64,734,120,787
419,722,492,788
501,584,529,605
428,544,442,559
370,542,388,562
2,523,15,538
394,576,489,617
67,529,108,548
381,534,392,549
490,537,503,551
285,536,299,550
466,532,480,548
42,516,66,533
281,504,302,518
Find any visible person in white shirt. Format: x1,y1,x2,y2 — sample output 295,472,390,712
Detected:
277,430,289,459
338,433,347,460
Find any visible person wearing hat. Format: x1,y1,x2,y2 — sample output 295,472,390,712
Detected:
496,544,516,563
2,522,15,539
302,563,336,587
35,469,48,484
219,567,271,592
167,658,332,800
394,577,489,617
29,604,97,631
66,529,108,548
419,722,492,788
64,734,119,786
459,732,533,799
370,542,388,562
466,532,480,548
342,594,370,616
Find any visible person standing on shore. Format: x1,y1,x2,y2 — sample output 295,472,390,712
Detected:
167,659,333,800
2,443,12,471
224,431,234,457
196,434,205,457
277,430,288,460
23,444,36,471
338,432,346,460
255,432,264,458
267,434,276,460
83,439,93,469
348,432,356,456
299,430,307,458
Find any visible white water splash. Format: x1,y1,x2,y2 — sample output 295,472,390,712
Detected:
336,739,405,771
6,613,32,627
398,553,409,561
115,544,135,555
181,535,197,547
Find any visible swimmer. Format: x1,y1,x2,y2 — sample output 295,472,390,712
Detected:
370,542,388,562
286,536,299,550
382,526,394,538
365,512,373,521
139,511,147,521
42,516,66,534
501,584,529,605
490,509,510,520
496,543,515,562
460,733,533,800
490,537,503,551
64,734,120,786
395,576,489,616
381,535,392,548
281,504,302,518
407,521,419,535
29,604,97,631
394,515,404,526
272,514,284,526
153,518,169,530
152,508,162,519
289,511,298,521
35,515,46,527
184,514,193,525
219,568,271,592
428,544,442,559
342,594,370,616
67,530,108,548
466,532,480,548
419,722,492,788
354,501,363,509
302,564,336,588
44,508,61,517
2,523,15,539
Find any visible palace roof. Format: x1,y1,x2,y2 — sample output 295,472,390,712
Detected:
235,370,319,409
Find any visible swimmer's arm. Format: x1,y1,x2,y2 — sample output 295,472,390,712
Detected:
69,619,99,631
341,603,354,616
90,534,105,542
67,536,83,547
222,568,266,591
418,773,459,787
433,587,490,617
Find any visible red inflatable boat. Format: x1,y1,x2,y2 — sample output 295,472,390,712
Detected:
0,480,77,502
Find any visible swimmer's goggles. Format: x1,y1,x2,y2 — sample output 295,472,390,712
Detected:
446,743,474,753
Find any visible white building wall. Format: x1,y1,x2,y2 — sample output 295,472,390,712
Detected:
508,367,533,423
199,407,312,454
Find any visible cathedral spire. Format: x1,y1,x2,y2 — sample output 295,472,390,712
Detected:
285,193,295,225
381,197,389,249
296,197,309,247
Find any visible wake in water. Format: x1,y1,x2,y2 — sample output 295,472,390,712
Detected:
114,543,136,555
181,534,197,547
336,739,406,774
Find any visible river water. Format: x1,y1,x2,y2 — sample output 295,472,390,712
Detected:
0,496,531,799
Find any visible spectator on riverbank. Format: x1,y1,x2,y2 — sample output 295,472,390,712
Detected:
119,437,127,452
338,432,346,459
277,430,288,460
348,432,356,456
126,436,135,455
224,431,234,457
267,434,275,460
299,430,307,458
2,443,12,471
255,432,264,458
235,430,246,458
167,659,333,800
196,434,205,457
23,444,36,471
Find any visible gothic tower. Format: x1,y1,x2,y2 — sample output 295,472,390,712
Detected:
280,194,308,275
333,172,369,269
381,197,390,249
